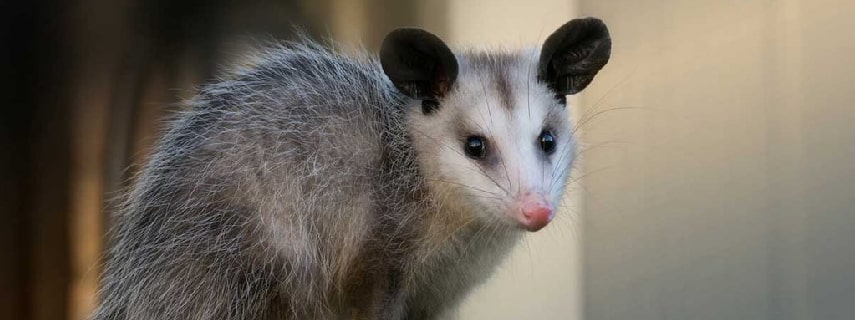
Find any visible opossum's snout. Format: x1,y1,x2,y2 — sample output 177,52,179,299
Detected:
510,191,554,232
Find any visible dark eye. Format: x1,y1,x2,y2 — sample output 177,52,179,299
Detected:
465,136,487,159
539,130,556,155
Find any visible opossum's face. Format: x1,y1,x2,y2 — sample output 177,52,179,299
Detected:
381,18,610,231
410,64,574,231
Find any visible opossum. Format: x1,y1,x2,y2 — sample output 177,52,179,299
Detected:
91,17,611,320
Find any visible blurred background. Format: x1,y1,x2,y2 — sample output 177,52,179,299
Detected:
2,0,854,319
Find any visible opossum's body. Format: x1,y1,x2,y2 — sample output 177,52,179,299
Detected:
93,18,610,319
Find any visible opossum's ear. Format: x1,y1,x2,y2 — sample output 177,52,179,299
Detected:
538,17,611,97
381,28,458,103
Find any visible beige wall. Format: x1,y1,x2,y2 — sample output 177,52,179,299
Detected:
580,0,855,319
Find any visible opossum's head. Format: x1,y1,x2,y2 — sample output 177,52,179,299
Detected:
381,18,610,232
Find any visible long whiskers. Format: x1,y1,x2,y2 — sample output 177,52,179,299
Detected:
423,178,504,200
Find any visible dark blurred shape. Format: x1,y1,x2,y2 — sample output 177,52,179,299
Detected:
0,1,315,319
2,1,73,319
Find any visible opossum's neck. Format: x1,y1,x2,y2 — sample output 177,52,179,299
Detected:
414,190,521,257
404,202,522,315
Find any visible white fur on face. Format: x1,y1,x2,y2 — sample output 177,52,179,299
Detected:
409,52,576,227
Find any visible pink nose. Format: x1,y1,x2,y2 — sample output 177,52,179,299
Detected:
515,193,554,232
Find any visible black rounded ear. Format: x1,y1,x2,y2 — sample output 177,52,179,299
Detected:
380,28,458,101
538,17,611,96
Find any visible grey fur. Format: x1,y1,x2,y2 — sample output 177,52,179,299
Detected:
91,33,585,319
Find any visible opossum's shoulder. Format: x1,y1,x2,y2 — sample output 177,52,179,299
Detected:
199,39,403,116
181,39,408,147
143,40,413,190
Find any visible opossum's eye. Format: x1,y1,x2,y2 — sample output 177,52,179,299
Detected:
465,136,487,159
539,130,556,155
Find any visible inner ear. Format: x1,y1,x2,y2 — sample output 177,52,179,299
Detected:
380,28,458,101
538,17,612,96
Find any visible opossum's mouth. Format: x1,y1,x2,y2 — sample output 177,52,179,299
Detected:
509,192,555,232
